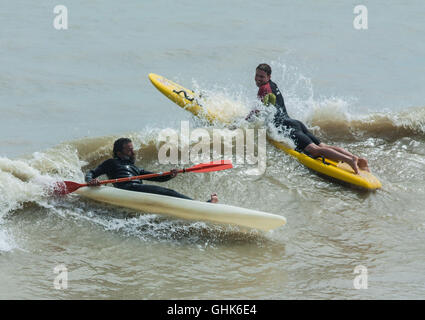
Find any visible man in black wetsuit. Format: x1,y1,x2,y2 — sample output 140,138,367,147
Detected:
85,138,218,202
249,63,369,174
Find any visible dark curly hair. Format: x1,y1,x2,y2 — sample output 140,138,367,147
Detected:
256,63,272,76
113,138,132,157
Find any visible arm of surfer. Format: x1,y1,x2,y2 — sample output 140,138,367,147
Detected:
85,161,110,187
86,178,101,186
85,169,101,186
245,93,277,121
245,109,260,121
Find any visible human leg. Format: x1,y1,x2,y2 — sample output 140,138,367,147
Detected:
357,157,370,172
319,143,353,157
320,143,370,172
123,184,193,200
278,119,364,174
304,143,360,174
121,184,219,202
279,119,315,151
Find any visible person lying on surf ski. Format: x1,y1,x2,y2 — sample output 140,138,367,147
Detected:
246,63,369,175
85,138,219,203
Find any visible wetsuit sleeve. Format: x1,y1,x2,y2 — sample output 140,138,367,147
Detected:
246,83,273,120
245,109,260,121
85,159,112,182
269,80,288,116
138,169,174,182
275,92,286,110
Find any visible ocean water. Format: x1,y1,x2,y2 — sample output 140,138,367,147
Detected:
1,0,425,300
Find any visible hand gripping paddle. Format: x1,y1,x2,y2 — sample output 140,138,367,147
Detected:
53,160,233,195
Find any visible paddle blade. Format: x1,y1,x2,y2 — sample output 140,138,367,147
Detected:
53,181,84,195
185,160,233,173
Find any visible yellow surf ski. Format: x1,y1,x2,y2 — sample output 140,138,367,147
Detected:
149,73,382,190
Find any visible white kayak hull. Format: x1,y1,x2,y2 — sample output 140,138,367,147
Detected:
75,186,286,231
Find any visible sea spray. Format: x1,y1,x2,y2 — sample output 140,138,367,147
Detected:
0,228,16,253
0,143,88,217
191,79,251,125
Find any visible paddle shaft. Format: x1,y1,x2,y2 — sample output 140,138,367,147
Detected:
87,169,183,187
56,160,233,195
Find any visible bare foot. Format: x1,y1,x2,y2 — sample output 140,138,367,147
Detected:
210,193,219,203
346,156,360,174
357,158,370,172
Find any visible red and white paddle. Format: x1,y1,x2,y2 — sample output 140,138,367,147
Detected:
53,160,233,195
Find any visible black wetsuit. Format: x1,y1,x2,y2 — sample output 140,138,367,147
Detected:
85,158,192,200
258,80,321,151
257,80,288,120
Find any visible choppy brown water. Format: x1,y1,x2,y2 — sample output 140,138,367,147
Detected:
1,108,425,299
2,0,425,300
